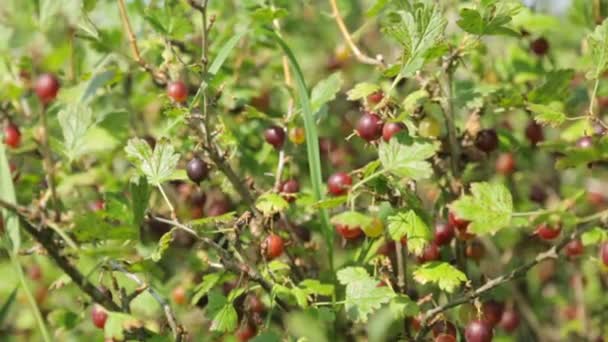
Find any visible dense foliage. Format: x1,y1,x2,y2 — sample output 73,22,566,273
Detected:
1,0,608,341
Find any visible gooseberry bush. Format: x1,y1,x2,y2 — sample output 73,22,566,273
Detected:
1,0,608,341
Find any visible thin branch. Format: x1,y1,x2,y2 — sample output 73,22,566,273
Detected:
0,199,120,311
108,261,185,341
414,223,606,341
117,0,167,84
38,106,60,221
151,215,291,311
327,0,384,66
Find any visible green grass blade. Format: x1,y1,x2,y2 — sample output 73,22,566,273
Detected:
0,287,17,325
268,30,334,269
209,30,247,75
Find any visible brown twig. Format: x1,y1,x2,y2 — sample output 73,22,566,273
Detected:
327,0,384,66
117,0,167,84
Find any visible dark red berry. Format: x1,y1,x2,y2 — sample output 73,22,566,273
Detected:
418,242,440,263
35,73,60,104
465,320,493,342
205,198,231,217
499,308,520,332
475,129,498,153
235,322,257,342
449,212,470,231
466,241,485,261
246,295,265,314
495,153,516,175
435,334,456,342
280,179,299,203
434,222,454,246
327,172,352,196
264,125,286,149
167,81,188,103
367,91,384,104
565,239,584,258
91,305,108,329
536,223,561,240
525,121,544,146
265,234,284,260
530,37,549,56
356,112,383,142
529,185,547,204
600,243,608,266
482,300,504,327
335,224,363,240
186,157,209,183
4,123,21,148
432,321,456,338
382,122,406,142
576,136,594,149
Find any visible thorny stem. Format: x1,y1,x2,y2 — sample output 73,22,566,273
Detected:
38,106,60,221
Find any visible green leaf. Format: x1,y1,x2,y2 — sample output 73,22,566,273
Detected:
207,292,238,333
104,311,141,341
149,228,173,262
330,211,373,230
47,309,79,329
381,3,447,77
528,70,575,104
251,332,282,342
388,295,419,319
58,103,95,161
402,89,429,113
0,143,19,254
413,261,467,293
581,227,608,246
191,273,226,305
299,279,335,297
124,138,180,185
73,212,139,242
256,193,289,216
81,69,116,102
188,211,236,227
527,103,566,127
0,287,17,325
451,182,513,235
270,31,333,256
311,196,347,210
337,267,396,322
250,7,288,24
587,18,608,79
346,82,379,101
378,137,439,180
387,210,431,255
457,8,484,35
129,176,149,227
457,2,521,37
366,0,390,17
310,72,343,114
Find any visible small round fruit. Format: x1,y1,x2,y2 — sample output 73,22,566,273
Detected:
4,123,21,148
482,300,504,327
363,218,384,238
530,37,549,56
536,223,561,240
280,179,299,203
499,308,520,332
367,91,384,104
264,125,286,149
89,199,105,212
186,157,209,183
265,234,284,260
475,129,499,153
289,127,305,144
28,265,42,281
434,222,454,246
34,73,60,104
576,136,594,149
495,153,516,175
335,224,363,240
418,242,440,263
172,286,187,305
356,112,383,142
419,117,441,138
466,241,486,261
167,81,188,103
529,185,547,204
448,212,470,231
327,172,352,196
600,243,608,266
205,198,231,217
588,191,606,207
565,239,584,258
246,295,265,314
525,121,544,146
235,322,257,342
382,122,406,142
465,320,493,342
432,321,456,338
91,304,108,329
